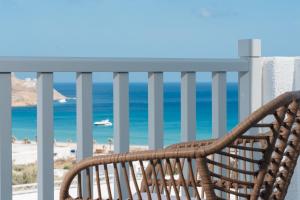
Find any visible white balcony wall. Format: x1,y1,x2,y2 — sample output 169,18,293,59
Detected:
294,58,300,90
262,57,300,200
262,57,296,103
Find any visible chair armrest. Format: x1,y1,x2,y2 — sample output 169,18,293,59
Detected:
60,144,214,200
165,138,217,150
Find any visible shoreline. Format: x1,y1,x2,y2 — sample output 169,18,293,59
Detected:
12,139,149,194
12,98,70,108
12,140,148,165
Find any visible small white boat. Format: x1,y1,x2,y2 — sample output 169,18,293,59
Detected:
94,119,112,126
59,99,67,103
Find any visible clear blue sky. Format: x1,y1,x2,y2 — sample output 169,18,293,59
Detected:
1,0,299,82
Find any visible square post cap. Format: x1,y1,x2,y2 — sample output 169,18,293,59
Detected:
238,39,261,57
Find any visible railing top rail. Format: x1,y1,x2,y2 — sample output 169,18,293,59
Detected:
0,57,248,72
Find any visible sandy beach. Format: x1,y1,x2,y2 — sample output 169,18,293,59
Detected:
12,140,148,165
12,140,149,199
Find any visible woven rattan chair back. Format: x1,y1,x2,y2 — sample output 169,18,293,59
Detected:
199,93,300,200
60,91,300,200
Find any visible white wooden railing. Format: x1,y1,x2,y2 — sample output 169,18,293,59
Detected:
0,39,262,200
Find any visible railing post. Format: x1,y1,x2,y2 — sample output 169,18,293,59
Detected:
238,39,262,120
238,39,262,192
37,72,54,200
113,72,129,198
148,72,164,150
76,72,93,198
0,73,12,200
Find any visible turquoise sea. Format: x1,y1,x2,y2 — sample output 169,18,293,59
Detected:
11,83,238,146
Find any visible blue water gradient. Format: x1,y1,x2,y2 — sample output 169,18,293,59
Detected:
11,83,238,146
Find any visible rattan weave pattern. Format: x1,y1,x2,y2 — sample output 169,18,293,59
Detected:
60,91,300,200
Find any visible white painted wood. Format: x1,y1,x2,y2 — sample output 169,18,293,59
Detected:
180,72,196,195
37,72,54,200
181,72,196,142
238,39,261,186
0,57,248,72
249,57,263,112
238,39,261,57
238,70,254,185
0,73,12,200
148,72,164,150
76,72,93,198
238,72,251,121
238,39,263,113
113,72,129,153
76,72,93,160
113,72,129,198
212,72,227,198
212,72,227,138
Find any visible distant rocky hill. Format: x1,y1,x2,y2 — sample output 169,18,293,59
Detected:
12,73,66,107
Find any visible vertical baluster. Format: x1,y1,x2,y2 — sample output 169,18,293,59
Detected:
212,72,227,138
37,72,54,200
113,163,122,199
139,160,152,199
238,71,250,121
212,71,227,198
148,72,163,150
122,162,133,199
181,72,196,195
150,160,161,200
77,173,83,198
181,72,196,142
129,161,142,199
0,73,12,200
113,72,129,198
157,160,170,199
166,159,180,199
113,72,129,152
76,72,93,198
95,166,102,199
187,158,200,200
104,164,113,200
148,72,163,197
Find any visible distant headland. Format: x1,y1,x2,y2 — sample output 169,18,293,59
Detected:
12,73,66,107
